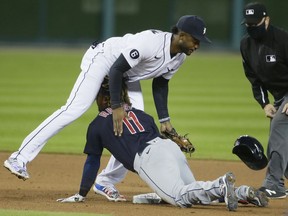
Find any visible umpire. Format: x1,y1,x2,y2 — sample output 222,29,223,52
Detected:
240,2,288,199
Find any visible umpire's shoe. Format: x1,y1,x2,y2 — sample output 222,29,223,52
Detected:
4,158,30,180
219,172,238,211
259,187,287,199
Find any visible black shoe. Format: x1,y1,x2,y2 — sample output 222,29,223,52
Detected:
259,187,286,199
286,189,288,196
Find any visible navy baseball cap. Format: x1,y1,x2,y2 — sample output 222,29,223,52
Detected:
176,15,211,43
241,2,268,25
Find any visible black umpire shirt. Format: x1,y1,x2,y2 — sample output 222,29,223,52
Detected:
240,25,288,108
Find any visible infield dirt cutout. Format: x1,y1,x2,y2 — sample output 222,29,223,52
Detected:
0,152,287,216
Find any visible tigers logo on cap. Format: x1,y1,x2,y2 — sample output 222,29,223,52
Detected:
176,15,211,43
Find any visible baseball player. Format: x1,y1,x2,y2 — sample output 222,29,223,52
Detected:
93,15,212,200
240,2,288,199
4,15,210,200
57,78,269,210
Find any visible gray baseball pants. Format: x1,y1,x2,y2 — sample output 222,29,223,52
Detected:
263,94,288,192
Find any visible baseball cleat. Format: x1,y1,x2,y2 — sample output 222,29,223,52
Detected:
4,158,29,180
57,193,85,203
219,172,238,211
93,183,126,202
246,187,269,207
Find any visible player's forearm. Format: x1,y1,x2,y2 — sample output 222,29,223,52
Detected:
79,154,100,197
152,76,170,122
109,54,131,109
252,85,269,108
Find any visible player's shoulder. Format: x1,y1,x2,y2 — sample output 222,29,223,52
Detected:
272,25,288,34
130,107,154,119
240,33,249,44
271,25,288,41
139,29,165,35
240,33,252,50
98,108,113,118
136,29,170,40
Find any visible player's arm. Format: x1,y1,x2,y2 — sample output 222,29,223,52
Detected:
240,44,269,108
243,64,269,108
78,154,101,197
240,47,275,117
152,76,173,132
109,54,132,136
57,118,104,203
243,62,269,107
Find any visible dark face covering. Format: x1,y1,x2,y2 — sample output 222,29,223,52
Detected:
246,21,267,40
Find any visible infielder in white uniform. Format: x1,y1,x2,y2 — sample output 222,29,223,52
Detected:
4,15,210,200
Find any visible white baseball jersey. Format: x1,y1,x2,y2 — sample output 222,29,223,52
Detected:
101,30,186,81
10,29,186,168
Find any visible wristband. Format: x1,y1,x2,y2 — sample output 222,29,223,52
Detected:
159,117,170,123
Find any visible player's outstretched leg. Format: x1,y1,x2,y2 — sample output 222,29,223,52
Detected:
236,185,269,207
219,172,238,211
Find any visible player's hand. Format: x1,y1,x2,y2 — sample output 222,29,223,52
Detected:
160,121,173,133
112,107,127,136
281,103,288,115
56,193,85,203
264,104,276,118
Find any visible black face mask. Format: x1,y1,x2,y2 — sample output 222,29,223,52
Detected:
246,22,267,40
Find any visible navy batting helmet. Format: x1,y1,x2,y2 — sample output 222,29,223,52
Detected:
232,135,268,170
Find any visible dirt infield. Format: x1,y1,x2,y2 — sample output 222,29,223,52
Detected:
0,152,287,216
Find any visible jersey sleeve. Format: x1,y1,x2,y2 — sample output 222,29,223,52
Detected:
240,39,269,108
84,118,104,155
121,31,160,68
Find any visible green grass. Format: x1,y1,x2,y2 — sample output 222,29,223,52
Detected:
0,48,269,160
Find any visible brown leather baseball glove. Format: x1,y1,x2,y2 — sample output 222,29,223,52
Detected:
161,128,195,156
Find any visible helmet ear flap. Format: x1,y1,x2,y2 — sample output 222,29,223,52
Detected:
232,135,268,170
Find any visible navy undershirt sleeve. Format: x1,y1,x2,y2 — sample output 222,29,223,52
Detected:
152,76,170,121
109,54,132,108
79,154,101,197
